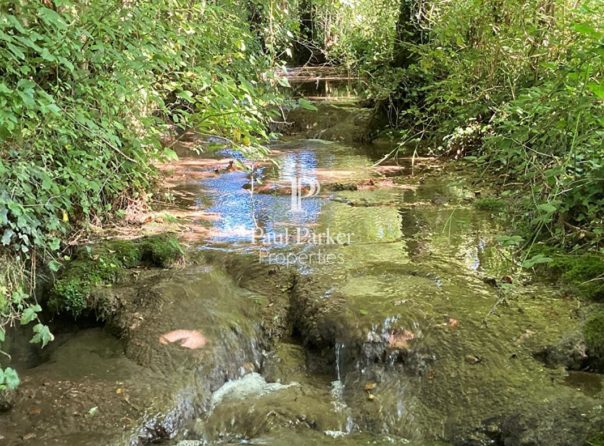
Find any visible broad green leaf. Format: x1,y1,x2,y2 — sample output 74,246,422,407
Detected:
298,98,318,111
31,323,54,348
588,82,604,99
20,304,41,325
537,203,557,214
522,254,553,269
1,229,14,246
3,368,20,389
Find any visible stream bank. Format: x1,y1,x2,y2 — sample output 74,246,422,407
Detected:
1,91,603,446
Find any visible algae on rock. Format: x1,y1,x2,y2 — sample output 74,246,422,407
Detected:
49,234,183,317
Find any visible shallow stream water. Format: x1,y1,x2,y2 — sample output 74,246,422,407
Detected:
1,102,603,446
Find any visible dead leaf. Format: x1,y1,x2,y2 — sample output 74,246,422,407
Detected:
364,382,377,391
464,354,481,364
388,329,416,349
159,329,208,349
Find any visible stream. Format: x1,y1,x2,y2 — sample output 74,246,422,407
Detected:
1,94,603,446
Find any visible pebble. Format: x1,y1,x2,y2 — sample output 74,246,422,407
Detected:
465,354,481,364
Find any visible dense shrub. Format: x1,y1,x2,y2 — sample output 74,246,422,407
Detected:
369,0,603,251
0,0,288,385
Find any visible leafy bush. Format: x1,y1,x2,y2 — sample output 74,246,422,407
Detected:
374,0,603,250
0,0,289,385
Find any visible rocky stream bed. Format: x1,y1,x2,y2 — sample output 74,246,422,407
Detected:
1,100,603,446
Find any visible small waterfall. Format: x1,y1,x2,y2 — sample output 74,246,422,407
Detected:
335,341,345,382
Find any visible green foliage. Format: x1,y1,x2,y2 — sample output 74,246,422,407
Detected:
583,308,604,366
0,255,53,388
49,235,183,317
312,0,399,67
0,367,20,391
374,0,603,250
0,0,286,259
0,0,290,383
587,434,604,446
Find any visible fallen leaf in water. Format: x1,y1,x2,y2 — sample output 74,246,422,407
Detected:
388,329,416,349
159,329,208,349
364,382,377,391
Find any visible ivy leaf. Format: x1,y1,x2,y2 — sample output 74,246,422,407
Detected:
537,203,557,214
20,304,41,325
48,260,62,272
3,368,20,390
1,229,14,246
31,323,54,348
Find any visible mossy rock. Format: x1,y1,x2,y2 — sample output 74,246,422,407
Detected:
49,234,183,317
473,196,506,212
552,254,604,300
584,309,604,369
0,389,15,412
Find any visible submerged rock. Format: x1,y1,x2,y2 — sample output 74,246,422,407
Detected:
0,389,15,412
452,397,603,446
534,332,588,370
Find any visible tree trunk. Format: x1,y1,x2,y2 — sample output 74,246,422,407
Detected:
293,0,325,65
393,0,423,67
